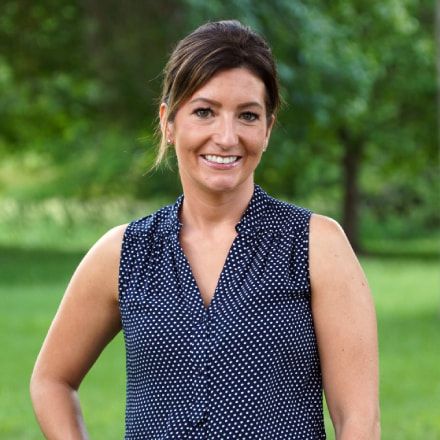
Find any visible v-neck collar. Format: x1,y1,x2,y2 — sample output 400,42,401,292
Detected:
168,184,269,313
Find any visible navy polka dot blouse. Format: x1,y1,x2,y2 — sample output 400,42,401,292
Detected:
118,184,325,439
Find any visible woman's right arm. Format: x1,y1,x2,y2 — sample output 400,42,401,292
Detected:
30,224,128,440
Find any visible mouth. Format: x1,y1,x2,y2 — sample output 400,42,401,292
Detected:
201,154,241,165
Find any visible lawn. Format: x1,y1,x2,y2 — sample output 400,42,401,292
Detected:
0,203,439,438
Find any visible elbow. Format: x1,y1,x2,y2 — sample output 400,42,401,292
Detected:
30,368,47,410
361,410,381,440
30,368,40,404
30,367,74,408
334,408,381,440
371,407,381,439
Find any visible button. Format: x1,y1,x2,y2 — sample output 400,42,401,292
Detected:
189,402,207,426
195,412,208,427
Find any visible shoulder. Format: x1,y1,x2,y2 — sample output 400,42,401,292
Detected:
77,224,129,285
309,214,348,247
309,213,353,257
60,224,130,306
309,214,366,294
88,223,129,259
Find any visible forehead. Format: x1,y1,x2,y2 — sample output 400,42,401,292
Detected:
188,68,266,105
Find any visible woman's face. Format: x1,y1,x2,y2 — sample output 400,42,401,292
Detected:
161,68,274,195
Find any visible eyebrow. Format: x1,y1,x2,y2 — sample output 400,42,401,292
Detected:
188,97,264,110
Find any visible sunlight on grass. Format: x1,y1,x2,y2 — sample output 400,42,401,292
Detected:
0,197,168,251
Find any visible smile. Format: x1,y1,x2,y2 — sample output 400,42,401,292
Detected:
202,154,240,164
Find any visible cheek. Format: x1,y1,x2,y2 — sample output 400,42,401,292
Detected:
174,135,202,164
174,124,208,150
248,130,267,152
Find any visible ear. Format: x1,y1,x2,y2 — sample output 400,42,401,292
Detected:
159,103,174,143
264,114,276,150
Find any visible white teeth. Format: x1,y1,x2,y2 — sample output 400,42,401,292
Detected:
204,155,239,164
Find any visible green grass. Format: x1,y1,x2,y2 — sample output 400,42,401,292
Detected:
0,198,439,438
322,256,440,439
1,250,439,439
0,248,126,439
365,258,440,439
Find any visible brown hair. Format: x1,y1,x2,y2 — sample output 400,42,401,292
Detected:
155,20,280,168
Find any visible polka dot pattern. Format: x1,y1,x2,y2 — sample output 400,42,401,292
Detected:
119,184,325,439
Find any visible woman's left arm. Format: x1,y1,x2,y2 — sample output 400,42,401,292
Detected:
309,214,380,440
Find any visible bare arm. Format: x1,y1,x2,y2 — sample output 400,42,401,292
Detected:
309,215,380,440
30,224,127,440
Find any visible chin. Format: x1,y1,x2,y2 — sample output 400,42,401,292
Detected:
200,176,248,194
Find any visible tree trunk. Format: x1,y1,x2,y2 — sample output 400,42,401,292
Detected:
339,127,364,253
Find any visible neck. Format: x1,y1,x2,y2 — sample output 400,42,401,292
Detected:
179,180,255,235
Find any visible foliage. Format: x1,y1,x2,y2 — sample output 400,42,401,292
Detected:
0,1,96,153
183,0,438,246
0,0,184,199
0,0,437,244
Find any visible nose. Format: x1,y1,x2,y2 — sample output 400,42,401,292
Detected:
213,114,239,149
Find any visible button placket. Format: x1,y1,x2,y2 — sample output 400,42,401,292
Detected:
189,311,210,426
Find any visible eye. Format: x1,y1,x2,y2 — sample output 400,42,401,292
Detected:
193,107,213,119
240,111,260,122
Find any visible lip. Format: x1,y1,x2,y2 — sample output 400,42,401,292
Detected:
199,154,242,170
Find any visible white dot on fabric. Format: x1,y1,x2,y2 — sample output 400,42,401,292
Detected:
118,184,326,439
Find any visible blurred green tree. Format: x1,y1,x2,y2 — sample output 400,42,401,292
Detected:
0,0,185,198
185,0,437,250
0,0,436,249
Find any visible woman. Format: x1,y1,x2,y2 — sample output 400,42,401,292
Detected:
30,20,380,439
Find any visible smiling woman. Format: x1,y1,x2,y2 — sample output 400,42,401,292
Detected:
30,20,380,440
160,68,274,195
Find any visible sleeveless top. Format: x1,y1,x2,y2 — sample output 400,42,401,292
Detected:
118,184,325,439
